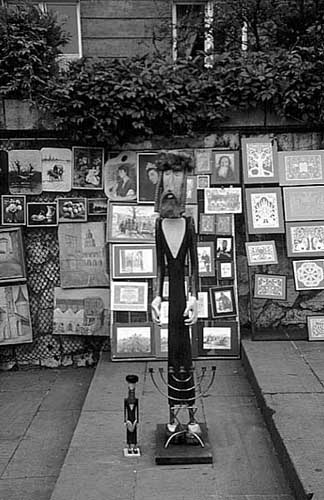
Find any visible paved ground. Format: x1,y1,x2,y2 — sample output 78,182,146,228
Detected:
0,366,94,500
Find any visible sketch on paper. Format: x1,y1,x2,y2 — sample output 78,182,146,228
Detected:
204,188,242,214
254,274,286,300
203,326,231,350
293,260,324,290
0,285,32,345
41,148,72,192
279,151,324,185
242,137,276,182
283,186,324,221
286,222,324,257
307,316,324,341
245,241,278,265
8,150,42,194
195,149,212,173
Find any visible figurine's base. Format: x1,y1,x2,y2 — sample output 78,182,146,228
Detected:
155,424,213,465
123,447,141,457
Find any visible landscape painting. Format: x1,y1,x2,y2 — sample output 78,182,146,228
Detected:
41,148,72,192
8,150,42,194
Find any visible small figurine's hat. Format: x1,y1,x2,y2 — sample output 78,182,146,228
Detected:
126,374,139,384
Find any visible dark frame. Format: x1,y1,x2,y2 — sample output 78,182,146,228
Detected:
209,286,236,318
198,320,239,357
111,323,154,359
211,150,240,185
111,244,157,279
253,273,287,300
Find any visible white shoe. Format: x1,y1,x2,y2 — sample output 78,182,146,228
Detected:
167,423,178,433
187,423,202,435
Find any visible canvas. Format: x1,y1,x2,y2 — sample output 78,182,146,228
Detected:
8,150,42,194
0,227,26,283
194,149,212,174
112,323,154,359
72,146,104,189
1,195,26,226
41,148,72,192
137,153,159,202
211,151,240,185
104,151,137,201
0,284,32,345
107,203,157,243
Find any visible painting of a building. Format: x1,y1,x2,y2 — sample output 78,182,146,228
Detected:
0,285,32,345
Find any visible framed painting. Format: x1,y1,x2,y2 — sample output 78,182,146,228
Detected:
199,214,215,234
0,227,26,283
87,197,108,216
198,321,239,357
194,149,212,174
209,286,236,318
107,203,157,243
197,174,210,189
8,149,42,194
286,221,324,258
186,176,197,203
218,261,234,281
104,151,137,201
204,187,242,214
111,244,156,279
0,284,32,345
111,323,154,359
283,186,324,221
197,291,209,318
185,205,198,232
211,150,240,185
254,274,287,300
278,150,324,186
154,325,168,357
245,241,278,266
27,202,58,227
245,187,284,234
307,316,324,341
293,260,324,290
197,241,215,277
53,287,110,336
137,152,159,203
1,195,26,225
215,214,233,235
216,236,233,261
72,146,104,189
241,136,278,184
111,281,148,311
57,197,87,223
41,148,72,192
0,150,9,194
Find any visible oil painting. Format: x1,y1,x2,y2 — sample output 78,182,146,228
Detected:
72,146,104,189
0,227,26,283
8,150,42,194
104,151,137,201
0,284,32,345
41,148,72,192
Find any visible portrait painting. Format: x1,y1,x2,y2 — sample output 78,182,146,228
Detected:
27,202,58,227
57,197,87,222
307,316,324,341
58,222,109,288
199,214,215,234
204,187,242,214
215,214,233,235
194,149,212,174
245,187,284,234
209,286,236,318
197,241,215,277
197,174,210,189
286,222,324,258
278,150,324,185
112,324,153,359
137,152,159,202
245,241,278,266
283,186,324,221
1,195,26,226
104,151,137,201
72,146,104,189
41,148,72,192
111,244,156,279
241,136,278,184
107,203,157,243
111,281,148,312
87,197,108,216
8,149,42,195
53,287,110,336
0,150,8,194
254,274,287,300
293,260,324,291
0,227,26,283
211,151,240,185
198,321,239,357
0,284,32,345
216,237,233,261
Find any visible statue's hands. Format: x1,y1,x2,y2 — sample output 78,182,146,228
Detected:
125,420,137,432
151,296,162,325
183,295,198,326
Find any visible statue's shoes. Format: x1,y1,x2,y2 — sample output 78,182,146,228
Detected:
187,423,202,435
166,423,180,434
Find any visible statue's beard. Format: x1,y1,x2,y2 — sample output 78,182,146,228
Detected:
160,191,182,218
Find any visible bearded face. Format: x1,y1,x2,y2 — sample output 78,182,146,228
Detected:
159,169,185,218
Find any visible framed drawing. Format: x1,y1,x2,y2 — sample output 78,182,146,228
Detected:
218,261,234,281
104,151,137,201
211,150,240,185
72,146,104,189
111,244,156,279
209,286,236,318
215,214,233,235
111,281,148,311
197,175,210,189
57,197,87,223
307,316,324,341
286,221,324,258
137,152,159,203
245,241,278,266
27,202,58,227
186,176,197,203
0,227,26,283
216,236,233,261
154,326,168,357
197,291,209,318
245,187,284,234
254,274,287,300
283,186,324,221
194,149,212,174
1,195,26,225
107,203,157,243
0,150,8,194
293,260,324,290
112,323,154,359
204,187,242,214
87,198,108,216
185,205,198,232
241,136,278,184
41,148,72,192
197,241,215,277
199,214,215,234
198,321,239,357
278,150,324,186
0,284,32,345
8,149,42,194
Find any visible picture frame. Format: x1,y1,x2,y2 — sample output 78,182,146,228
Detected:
0,150,8,195
27,202,58,227
112,323,154,359
111,281,148,311
307,316,324,341
211,150,240,185
185,205,198,232
215,214,233,235
286,221,324,258
1,195,26,225
186,176,197,203
245,187,284,234
137,152,159,203
41,147,72,192
283,186,324,221
197,241,215,277
194,149,212,174
154,325,168,357
198,321,239,357
197,174,210,189
253,274,287,300
0,227,26,283
245,240,278,266
0,284,32,345
218,261,234,281
8,149,42,195
216,236,233,261
209,286,236,318
204,187,242,214
107,203,157,243
199,214,215,234
293,260,324,291
72,146,104,190
87,197,108,216
57,197,87,223
241,136,278,184
104,151,137,201
197,291,209,318
111,244,157,279
278,150,324,186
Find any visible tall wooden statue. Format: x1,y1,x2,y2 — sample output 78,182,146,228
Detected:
124,374,140,456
